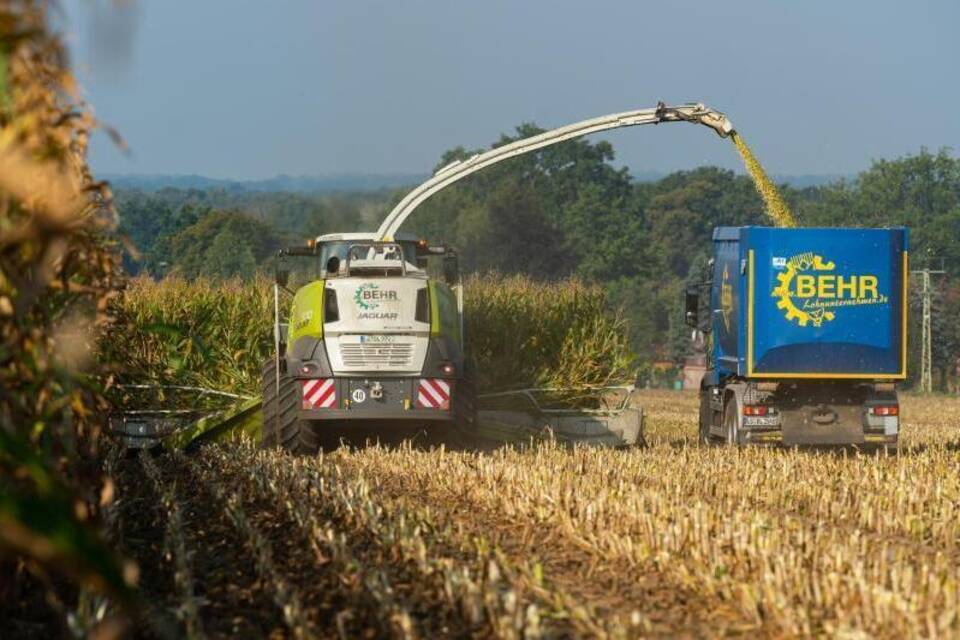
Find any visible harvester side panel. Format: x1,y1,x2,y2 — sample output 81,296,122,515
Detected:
428,281,462,345
288,280,325,344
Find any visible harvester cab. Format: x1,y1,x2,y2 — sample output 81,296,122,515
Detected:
263,232,473,453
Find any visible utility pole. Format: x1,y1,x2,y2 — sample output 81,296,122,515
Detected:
911,259,946,393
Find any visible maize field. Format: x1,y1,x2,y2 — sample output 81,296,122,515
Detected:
103,274,634,396
103,391,960,639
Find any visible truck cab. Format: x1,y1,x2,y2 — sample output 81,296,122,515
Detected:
263,232,473,452
686,226,907,448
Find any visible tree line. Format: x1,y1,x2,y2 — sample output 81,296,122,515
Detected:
115,134,960,389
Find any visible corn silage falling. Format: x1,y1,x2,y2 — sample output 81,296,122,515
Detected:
730,133,798,228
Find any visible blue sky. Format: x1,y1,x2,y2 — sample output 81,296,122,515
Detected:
61,1,958,180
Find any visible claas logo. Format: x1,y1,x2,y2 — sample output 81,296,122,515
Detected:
772,253,887,327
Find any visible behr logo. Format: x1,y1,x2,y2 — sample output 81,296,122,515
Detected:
771,252,888,327
353,283,399,310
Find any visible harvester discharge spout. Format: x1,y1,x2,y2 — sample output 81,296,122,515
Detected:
376,101,735,241
654,101,735,138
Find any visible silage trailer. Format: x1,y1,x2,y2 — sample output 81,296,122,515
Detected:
686,226,907,447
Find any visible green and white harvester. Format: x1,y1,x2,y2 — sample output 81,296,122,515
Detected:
263,233,475,453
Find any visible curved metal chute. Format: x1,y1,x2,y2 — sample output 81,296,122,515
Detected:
375,102,735,241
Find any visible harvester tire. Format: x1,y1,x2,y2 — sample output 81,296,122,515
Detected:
455,364,479,431
261,358,320,455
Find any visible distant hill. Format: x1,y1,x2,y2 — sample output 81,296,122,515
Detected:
631,170,852,188
103,172,427,193
773,174,853,188
106,171,851,193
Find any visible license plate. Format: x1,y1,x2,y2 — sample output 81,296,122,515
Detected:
745,416,779,427
358,335,396,343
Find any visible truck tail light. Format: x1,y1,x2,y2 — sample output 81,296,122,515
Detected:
869,405,899,417
743,405,775,416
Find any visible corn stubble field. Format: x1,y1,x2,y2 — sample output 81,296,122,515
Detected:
7,4,959,638
116,392,960,639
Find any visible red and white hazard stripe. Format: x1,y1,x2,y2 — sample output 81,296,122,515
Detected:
416,379,451,410
301,379,336,409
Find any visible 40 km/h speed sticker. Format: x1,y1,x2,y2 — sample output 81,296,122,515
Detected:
351,388,367,404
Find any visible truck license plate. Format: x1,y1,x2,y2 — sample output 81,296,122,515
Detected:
746,416,779,427
359,335,396,343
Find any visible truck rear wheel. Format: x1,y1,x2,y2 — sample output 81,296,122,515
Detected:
723,397,744,446
261,358,320,455
698,389,713,445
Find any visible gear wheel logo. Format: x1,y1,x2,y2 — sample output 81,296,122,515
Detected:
771,253,837,327
354,283,380,310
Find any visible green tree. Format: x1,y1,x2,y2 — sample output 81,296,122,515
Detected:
156,209,281,279
203,227,257,279
642,168,766,279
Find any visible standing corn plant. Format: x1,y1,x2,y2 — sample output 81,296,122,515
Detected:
0,0,136,631
464,273,634,392
110,273,635,401
103,276,275,396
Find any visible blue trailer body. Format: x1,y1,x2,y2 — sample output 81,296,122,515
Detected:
711,227,908,380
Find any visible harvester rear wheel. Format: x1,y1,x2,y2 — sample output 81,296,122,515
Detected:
455,363,479,431
260,358,320,455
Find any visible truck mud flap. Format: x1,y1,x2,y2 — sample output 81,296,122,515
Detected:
476,386,644,448
780,403,864,446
